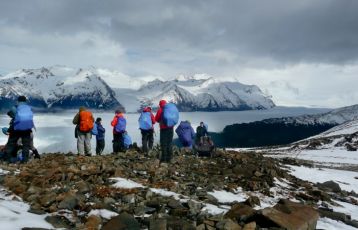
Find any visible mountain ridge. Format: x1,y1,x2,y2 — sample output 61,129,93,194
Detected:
0,66,275,112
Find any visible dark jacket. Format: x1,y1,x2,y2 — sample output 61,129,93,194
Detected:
175,121,195,147
96,122,105,140
196,125,208,140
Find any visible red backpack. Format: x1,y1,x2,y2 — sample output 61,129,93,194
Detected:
79,111,94,132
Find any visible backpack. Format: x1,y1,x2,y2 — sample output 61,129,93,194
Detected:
195,136,215,157
115,117,126,133
14,104,34,131
163,103,179,127
123,133,132,149
91,122,98,135
138,112,152,130
79,111,94,132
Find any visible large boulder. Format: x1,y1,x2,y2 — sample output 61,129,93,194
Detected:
258,199,319,230
317,180,341,193
102,212,140,230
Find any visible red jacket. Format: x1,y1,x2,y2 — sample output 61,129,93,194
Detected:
111,113,124,134
155,100,172,129
143,107,156,129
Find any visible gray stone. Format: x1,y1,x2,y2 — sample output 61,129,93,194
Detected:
167,198,183,209
102,212,140,230
45,215,74,229
75,181,91,194
188,200,203,215
317,180,342,193
122,194,136,204
149,218,167,230
216,219,242,230
58,195,79,210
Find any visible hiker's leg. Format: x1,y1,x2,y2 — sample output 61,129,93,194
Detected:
113,133,120,153
5,132,20,162
77,133,85,155
96,140,100,155
141,130,148,153
97,140,105,155
148,130,154,150
32,148,40,159
21,131,31,163
167,128,174,162
159,129,166,162
84,132,92,155
118,132,125,152
100,140,105,155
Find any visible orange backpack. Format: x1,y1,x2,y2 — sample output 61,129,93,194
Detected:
79,111,94,132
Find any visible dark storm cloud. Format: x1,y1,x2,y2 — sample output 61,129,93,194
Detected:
1,0,358,65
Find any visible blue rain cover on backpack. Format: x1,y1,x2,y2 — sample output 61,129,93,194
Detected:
115,117,126,133
123,133,132,149
163,103,179,127
91,122,98,135
138,112,152,130
14,104,34,131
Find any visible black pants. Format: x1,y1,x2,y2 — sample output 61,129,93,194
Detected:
5,130,31,163
160,128,174,163
96,139,105,155
141,129,154,153
113,133,124,153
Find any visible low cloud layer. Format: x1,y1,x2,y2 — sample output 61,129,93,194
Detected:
1,0,358,107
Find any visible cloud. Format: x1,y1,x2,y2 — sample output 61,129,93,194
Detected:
1,0,358,107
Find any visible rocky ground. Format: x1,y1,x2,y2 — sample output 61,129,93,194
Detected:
0,147,357,229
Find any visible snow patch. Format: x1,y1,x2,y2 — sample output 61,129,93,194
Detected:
88,209,119,219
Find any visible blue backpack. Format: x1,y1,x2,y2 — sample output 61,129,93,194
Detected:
14,104,34,131
123,133,132,149
138,112,152,130
115,117,126,133
91,122,98,135
163,103,179,127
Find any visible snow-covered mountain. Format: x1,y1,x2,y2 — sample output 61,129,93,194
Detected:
260,104,358,126
115,75,275,112
0,67,124,111
0,67,274,112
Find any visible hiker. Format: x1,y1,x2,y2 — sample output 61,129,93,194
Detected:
2,125,40,160
4,96,35,163
73,106,94,156
196,121,208,144
175,120,195,148
138,106,155,154
111,109,126,153
155,100,179,163
93,117,105,155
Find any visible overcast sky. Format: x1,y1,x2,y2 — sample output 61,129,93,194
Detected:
1,0,358,108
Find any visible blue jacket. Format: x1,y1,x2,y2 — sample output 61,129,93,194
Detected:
96,122,105,140
175,121,195,147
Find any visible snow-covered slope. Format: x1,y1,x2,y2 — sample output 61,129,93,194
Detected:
0,67,124,111
260,104,358,126
117,75,275,112
313,119,358,138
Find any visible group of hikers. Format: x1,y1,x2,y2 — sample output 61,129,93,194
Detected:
0,96,214,164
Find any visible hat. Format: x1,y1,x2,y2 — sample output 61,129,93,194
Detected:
96,117,102,122
17,96,27,102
